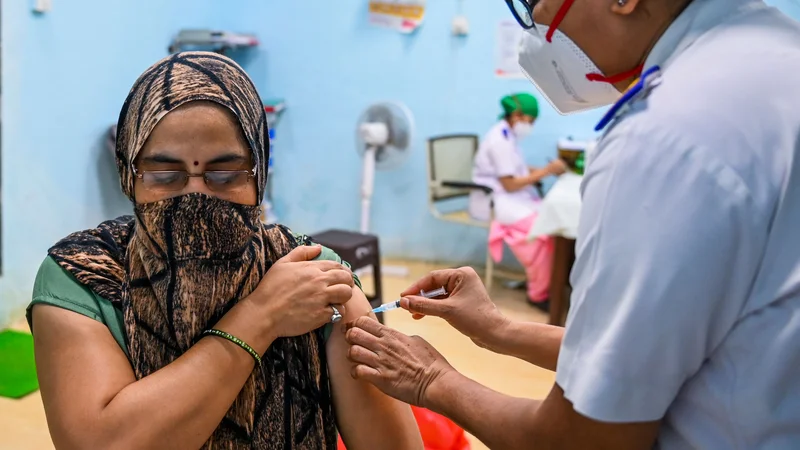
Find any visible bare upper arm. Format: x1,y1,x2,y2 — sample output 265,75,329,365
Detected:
32,305,136,447
532,384,661,450
326,288,422,450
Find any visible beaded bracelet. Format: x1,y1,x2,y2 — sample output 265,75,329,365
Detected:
202,329,262,366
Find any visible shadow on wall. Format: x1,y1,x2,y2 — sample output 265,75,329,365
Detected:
95,129,132,220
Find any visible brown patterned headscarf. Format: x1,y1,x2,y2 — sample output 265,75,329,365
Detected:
48,52,337,449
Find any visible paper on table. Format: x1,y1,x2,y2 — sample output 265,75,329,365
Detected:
528,172,583,240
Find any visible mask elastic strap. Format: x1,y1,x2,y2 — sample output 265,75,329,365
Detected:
586,64,644,84
545,0,575,43
545,0,643,84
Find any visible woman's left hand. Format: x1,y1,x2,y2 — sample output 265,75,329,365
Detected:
345,317,454,407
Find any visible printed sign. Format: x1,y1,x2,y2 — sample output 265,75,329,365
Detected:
368,0,426,33
495,20,526,79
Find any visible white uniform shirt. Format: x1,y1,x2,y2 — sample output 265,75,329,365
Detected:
469,121,539,224
556,0,800,448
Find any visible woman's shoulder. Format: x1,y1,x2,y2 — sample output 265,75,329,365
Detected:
31,256,105,320
47,216,134,306
29,257,129,353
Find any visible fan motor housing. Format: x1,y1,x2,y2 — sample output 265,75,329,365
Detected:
359,122,390,146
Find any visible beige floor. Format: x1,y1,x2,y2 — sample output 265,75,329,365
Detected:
0,260,554,450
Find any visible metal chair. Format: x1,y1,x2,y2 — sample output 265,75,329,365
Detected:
426,134,497,289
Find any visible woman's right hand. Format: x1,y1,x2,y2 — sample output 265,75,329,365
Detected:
243,245,355,341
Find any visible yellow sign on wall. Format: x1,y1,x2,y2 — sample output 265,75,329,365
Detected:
368,0,426,33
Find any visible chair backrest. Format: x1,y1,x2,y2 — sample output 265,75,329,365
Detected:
426,134,479,202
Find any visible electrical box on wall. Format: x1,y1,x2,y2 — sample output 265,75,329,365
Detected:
33,0,52,13
452,0,468,36
452,15,469,36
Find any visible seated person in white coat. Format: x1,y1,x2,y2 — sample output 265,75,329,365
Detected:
468,93,567,311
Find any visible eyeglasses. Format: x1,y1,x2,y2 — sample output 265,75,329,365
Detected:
133,167,257,193
505,0,536,29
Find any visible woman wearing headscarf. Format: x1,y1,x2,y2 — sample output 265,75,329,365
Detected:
468,93,567,311
27,52,422,450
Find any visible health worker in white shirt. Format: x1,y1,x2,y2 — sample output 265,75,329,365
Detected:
469,93,568,312
345,0,800,449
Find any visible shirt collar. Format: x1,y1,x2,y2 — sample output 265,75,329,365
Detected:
645,0,768,71
596,0,768,132
500,121,516,141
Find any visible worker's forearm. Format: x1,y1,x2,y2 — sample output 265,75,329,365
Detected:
528,168,551,184
423,371,541,450
479,320,563,372
96,303,272,450
502,174,539,192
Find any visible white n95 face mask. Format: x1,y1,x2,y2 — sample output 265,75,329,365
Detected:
518,24,623,115
512,122,533,140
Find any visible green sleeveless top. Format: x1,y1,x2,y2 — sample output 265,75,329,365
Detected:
27,246,359,355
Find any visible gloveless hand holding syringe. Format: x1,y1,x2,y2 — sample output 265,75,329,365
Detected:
371,286,448,314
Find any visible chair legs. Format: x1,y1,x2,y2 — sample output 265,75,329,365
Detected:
484,247,494,291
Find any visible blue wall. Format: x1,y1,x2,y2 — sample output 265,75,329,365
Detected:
2,0,798,326
0,0,262,326
261,0,800,263
260,1,603,266
769,0,800,17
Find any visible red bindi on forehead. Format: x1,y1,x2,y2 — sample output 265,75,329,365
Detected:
193,161,199,166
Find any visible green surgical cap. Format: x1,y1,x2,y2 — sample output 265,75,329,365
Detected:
500,93,539,119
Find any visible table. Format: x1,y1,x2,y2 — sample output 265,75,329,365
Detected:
528,172,583,326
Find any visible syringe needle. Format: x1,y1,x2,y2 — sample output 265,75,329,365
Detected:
370,286,448,315
371,300,401,314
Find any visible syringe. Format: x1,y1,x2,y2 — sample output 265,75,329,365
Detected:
371,286,448,315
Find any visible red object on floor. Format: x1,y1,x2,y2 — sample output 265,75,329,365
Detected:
337,406,471,450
